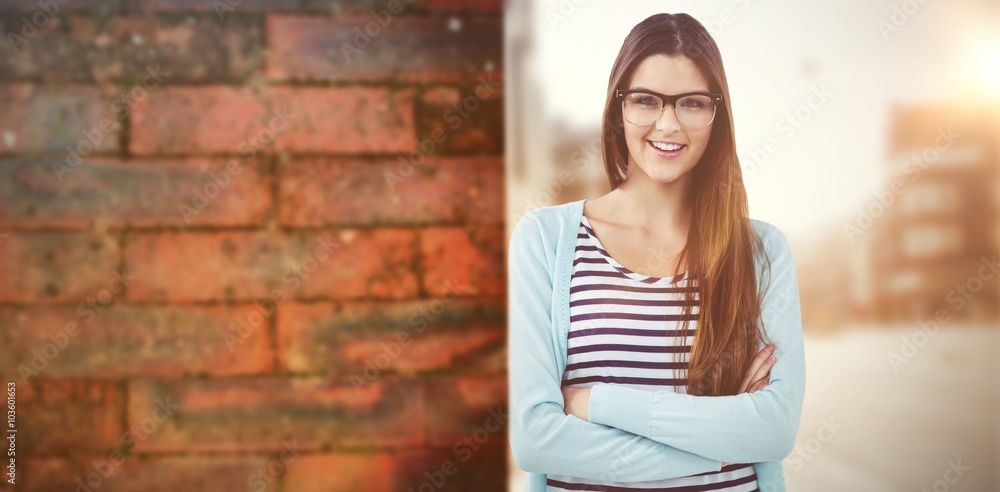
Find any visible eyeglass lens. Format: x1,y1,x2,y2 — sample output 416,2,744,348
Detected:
622,93,717,128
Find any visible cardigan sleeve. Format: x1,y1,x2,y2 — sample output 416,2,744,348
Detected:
587,223,806,464
507,213,725,482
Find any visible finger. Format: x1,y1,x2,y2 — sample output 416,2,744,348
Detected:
739,345,773,392
754,377,768,392
747,364,773,393
745,353,776,393
748,373,771,393
745,345,773,387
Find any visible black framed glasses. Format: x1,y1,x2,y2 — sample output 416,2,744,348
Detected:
615,89,722,128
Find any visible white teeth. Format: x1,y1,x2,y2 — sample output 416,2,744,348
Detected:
650,141,684,151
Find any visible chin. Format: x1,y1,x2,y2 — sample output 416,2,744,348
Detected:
636,159,694,184
651,175,686,185
641,169,686,185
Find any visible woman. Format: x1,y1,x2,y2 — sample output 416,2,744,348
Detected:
507,12,806,492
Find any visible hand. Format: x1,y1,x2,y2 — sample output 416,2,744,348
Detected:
720,346,775,469
738,343,776,394
561,386,592,421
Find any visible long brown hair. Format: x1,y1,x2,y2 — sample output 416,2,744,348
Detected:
600,13,775,396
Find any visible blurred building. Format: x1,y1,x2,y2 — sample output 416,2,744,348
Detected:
795,225,868,333
870,103,1000,324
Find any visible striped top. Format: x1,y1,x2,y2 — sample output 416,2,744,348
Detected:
545,215,760,492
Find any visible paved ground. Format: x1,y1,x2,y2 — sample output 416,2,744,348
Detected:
508,325,1000,492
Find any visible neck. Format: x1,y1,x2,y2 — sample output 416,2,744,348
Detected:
611,167,693,235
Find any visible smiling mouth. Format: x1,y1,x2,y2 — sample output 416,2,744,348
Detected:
647,140,686,155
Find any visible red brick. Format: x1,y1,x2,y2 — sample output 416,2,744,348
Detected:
277,300,505,375
420,444,507,492
116,456,271,492
0,305,273,379
299,0,406,12
0,233,119,303
0,1,120,11
284,452,426,492
17,456,269,492
0,15,261,82
124,230,418,302
426,376,506,447
114,15,262,82
299,0,499,15
423,0,503,13
130,86,416,154
0,84,119,154
127,0,296,13
300,0,501,14
266,15,502,83
416,84,504,155
420,226,505,296
0,17,113,81
15,379,123,457
127,377,425,452
0,157,271,229
9,459,83,492
278,157,502,226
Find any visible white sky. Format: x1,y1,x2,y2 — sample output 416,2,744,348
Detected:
528,0,1000,239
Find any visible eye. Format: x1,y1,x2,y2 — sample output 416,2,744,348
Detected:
627,93,661,107
679,98,706,109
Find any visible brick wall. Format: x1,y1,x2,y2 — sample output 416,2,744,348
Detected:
0,1,506,490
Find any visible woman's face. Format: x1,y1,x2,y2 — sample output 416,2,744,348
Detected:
622,54,714,186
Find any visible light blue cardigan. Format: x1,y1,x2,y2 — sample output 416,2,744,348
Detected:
507,198,805,492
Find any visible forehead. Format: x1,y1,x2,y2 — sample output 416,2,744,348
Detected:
627,54,710,94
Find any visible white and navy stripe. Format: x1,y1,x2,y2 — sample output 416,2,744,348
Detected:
546,215,759,492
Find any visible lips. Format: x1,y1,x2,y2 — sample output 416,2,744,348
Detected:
647,139,686,158
649,140,685,151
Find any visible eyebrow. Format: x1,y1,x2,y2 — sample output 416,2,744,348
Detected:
629,86,711,94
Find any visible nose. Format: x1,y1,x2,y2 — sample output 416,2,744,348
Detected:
654,103,681,134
